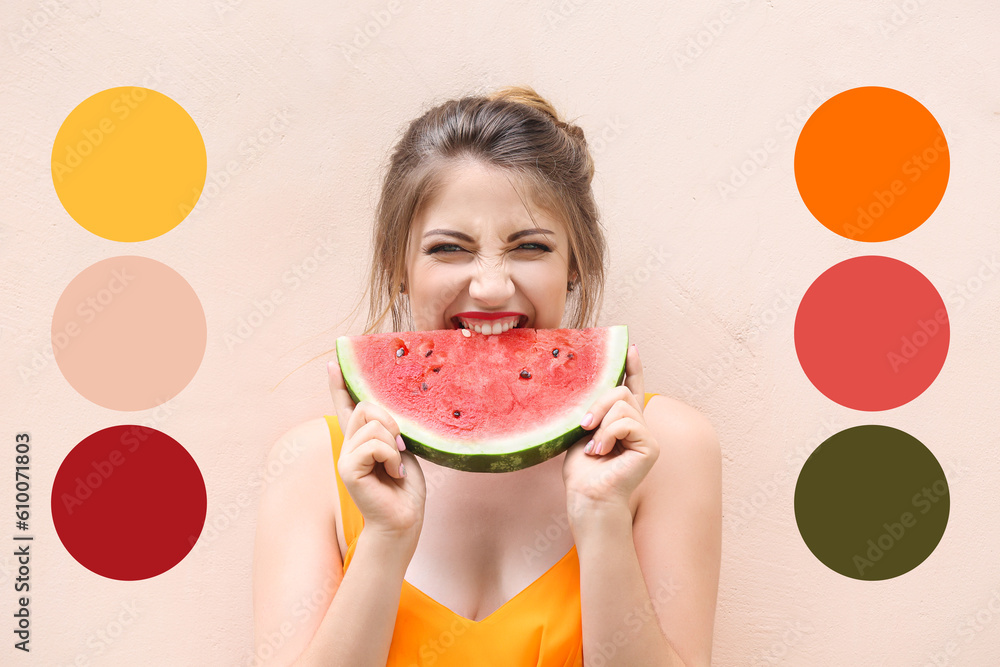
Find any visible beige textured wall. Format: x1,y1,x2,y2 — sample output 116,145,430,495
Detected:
2,0,999,664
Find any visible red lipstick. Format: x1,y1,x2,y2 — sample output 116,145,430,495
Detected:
454,311,525,320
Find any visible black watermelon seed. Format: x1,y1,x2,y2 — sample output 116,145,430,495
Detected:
432,366,441,373
421,382,428,391
396,347,405,357
453,410,461,418
552,348,559,357
424,350,433,357
567,352,574,360
520,369,531,379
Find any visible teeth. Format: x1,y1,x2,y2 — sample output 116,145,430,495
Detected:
457,316,522,334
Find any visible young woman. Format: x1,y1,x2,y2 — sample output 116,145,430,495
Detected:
252,86,721,666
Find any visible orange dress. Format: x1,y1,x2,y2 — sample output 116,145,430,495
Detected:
325,392,657,667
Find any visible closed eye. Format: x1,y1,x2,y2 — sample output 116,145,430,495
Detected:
425,243,552,254
425,244,463,254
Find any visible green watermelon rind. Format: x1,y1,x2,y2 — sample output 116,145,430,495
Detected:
336,325,629,473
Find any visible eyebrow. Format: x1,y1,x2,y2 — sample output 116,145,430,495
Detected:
423,228,554,242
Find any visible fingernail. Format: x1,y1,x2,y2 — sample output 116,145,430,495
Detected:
581,413,593,428
396,435,405,451
327,360,335,373
584,440,594,454
399,462,406,477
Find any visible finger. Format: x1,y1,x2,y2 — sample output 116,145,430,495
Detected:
589,417,648,456
340,420,404,477
343,408,394,454
328,359,356,430
580,385,640,433
338,418,384,459
399,449,424,483
365,401,403,443
345,401,404,452
585,399,639,455
347,438,405,481
623,343,644,405
366,439,407,479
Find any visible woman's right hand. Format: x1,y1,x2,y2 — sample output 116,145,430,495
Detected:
328,359,427,541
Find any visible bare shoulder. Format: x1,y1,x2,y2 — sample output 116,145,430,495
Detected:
644,394,719,453
631,395,721,667
635,393,722,525
257,416,340,557
252,416,343,664
263,416,337,490
280,415,337,464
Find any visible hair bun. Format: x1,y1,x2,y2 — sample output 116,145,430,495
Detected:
557,120,585,141
484,84,595,186
487,85,586,141
487,85,562,122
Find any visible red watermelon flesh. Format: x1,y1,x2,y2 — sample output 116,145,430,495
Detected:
335,325,629,472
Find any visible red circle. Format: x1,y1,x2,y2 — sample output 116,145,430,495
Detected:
794,256,949,411
51,425,207,580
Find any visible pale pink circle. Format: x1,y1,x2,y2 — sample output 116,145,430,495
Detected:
52,256,206,411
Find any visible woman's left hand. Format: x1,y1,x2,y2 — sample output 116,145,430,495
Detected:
562,343,660,519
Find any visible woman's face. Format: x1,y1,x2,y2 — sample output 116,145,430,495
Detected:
405,161,577,333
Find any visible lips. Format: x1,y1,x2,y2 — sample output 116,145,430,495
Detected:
454,311,527,321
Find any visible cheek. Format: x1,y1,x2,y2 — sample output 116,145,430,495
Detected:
414,279,463,318
523,261,567,288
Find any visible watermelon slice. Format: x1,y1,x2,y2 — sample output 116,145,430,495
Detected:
335,325,629,473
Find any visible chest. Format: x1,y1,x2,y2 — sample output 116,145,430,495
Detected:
336,454,578,622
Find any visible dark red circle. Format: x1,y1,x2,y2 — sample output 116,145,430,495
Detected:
794,255,949,411
51,425,207,580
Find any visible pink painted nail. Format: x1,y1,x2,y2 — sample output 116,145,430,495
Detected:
584,440,594,454
396,435,405,451
581,412,593,428
398,462,406,477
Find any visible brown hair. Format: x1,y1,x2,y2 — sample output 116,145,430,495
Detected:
274,85,608,389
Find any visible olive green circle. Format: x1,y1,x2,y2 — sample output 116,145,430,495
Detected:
794,425,949,581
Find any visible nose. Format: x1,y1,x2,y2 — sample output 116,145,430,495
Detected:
467,262,515,306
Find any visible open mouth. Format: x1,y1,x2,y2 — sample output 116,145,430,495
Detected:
450,315,529,331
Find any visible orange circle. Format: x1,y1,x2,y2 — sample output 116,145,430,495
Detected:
794,86,949,242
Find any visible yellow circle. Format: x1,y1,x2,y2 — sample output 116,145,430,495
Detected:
51,87,206,242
